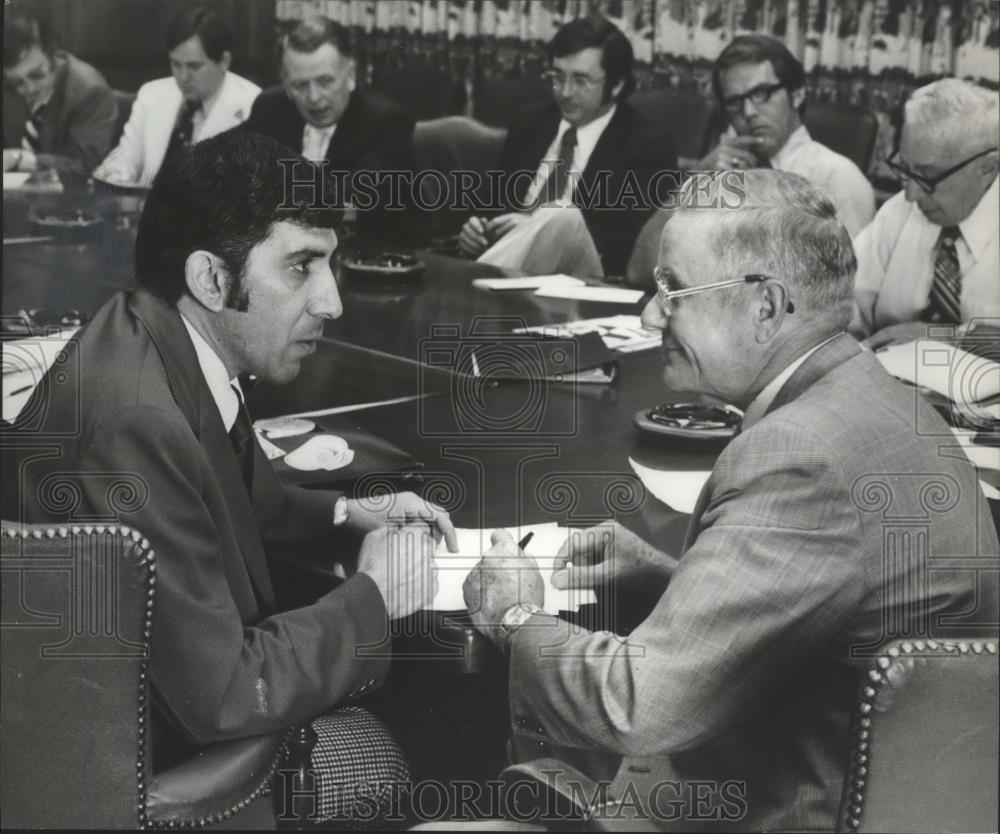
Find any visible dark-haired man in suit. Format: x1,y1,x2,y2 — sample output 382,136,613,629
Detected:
240,17,419,247
2,10,117,175
458,15,677,279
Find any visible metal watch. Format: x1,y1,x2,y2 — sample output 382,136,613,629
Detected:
332,495,349,527
497,603,545,655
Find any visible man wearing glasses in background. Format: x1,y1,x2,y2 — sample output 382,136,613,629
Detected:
699,34,875,237
240,17,419,247
3,9,117,176
458,14,676,279
851,79,999,349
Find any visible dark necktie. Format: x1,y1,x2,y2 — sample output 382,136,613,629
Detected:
22,104,45,153
164,98,200,161
922,226,963,325
229,385,255,495
538,125,578,205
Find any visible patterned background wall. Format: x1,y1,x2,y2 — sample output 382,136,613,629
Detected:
275,0,999,180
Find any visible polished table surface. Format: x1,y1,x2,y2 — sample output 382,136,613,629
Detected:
3,185,718,790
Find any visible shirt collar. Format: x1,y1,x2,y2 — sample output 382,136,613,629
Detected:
770,124,811,168
740,331,843,430
180,313,242,432
956,174,999,262
558,103,617,165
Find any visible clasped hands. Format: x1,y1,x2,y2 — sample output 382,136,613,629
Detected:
457,212,530,259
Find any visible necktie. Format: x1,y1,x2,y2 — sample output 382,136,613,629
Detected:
164,98,200,161
922,226,963,325
538,126,578,206
228,386,255,495
22,104,45,153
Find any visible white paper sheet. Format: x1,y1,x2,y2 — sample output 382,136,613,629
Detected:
472,275,585,291
877,340,1000,408
534,286,644,305
429,523,597,612
2,327,78,423
628,458,711,514
3,172,31,189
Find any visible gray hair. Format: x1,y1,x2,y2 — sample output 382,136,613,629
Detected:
904,79,1000,155
675,169,856,327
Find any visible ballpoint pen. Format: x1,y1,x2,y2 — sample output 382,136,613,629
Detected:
517,531,534,550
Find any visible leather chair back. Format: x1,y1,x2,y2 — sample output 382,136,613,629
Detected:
803,101,879,173
837,638,999,832
473,75,552,129
110,89,136,146
627,88,719,161
370,63,467,122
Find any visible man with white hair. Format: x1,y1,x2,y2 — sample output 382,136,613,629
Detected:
852,79,999,347
463,169,998,830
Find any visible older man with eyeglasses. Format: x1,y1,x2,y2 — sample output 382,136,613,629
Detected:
851,79,1000,348
699,35,875,237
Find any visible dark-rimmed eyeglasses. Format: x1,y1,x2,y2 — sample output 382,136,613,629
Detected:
721,82,786,116
652,269,795,314
886,147,996,194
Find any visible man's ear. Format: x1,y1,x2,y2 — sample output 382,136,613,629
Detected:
755,279,792,342
609,78,625,102
219,50,232,73
184,251,229,312
789,86,806,113
347,59,356,93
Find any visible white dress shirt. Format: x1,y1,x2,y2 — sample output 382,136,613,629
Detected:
302,122,337,162
522,105,617,208
852,175,1000,336
180,314,242,432
769,125,876,237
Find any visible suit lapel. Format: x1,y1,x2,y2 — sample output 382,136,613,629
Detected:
201,73,251,139
580,103,630,187
40,55,71,150
511,106,560,206
127,289,276,612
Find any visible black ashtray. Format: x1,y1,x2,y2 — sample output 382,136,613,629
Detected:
634,402,743,441
339,251,425,283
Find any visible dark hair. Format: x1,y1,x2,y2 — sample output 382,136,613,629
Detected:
135,132,342,306
165,6,233,62
3,12,55,66
280,17,354,60
712,34,807,116
549,14,635,102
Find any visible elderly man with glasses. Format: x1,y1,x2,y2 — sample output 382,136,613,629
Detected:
457,14,677,279
462,168,998,831
699,34,875,237
851,79,1000,348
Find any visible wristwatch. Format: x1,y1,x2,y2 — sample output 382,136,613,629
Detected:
497,603,545,656
332,495,349,527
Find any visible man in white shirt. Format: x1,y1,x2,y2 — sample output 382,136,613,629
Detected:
457,15,677,278
698,34,875,237
851,79,1000,348
94,6,259,186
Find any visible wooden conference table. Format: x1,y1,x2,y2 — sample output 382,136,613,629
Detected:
2,184,722,789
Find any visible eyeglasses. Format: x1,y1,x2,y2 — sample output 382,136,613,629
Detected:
652,269,795,313
722,82,786,116
885,147,996,194
285,74,347,98
543,70,606,93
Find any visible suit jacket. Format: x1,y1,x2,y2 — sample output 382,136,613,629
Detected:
508,334,999,831
496,100,678,277
3,52,117,173
240,87,421,246
1,288,389,767
94,72,260,186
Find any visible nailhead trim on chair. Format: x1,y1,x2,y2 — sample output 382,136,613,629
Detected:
841,639,999,831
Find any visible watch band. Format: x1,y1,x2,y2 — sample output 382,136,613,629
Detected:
498,603,545,656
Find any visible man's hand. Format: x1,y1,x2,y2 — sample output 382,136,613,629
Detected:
551,522,676,595
697,135,765,170
486,212,528,239
346,492,458,552
863,321,934,351
463,529,545,644
3,149,22,172
357,523,438,620
458,216,491,258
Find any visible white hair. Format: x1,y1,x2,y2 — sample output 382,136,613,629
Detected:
904,79,1000,154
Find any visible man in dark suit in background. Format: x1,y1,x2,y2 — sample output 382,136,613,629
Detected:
458,15,677,279
2,9,117,176
2,132,456,820
241,17,419,247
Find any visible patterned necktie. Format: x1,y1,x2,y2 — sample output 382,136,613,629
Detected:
538,125,578,205
22,104,45,153
164,98,200,161
922,226,963,325
228,386,255,495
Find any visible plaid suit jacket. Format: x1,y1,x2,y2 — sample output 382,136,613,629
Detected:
509,333,999,831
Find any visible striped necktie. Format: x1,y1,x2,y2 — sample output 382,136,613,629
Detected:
22,105,45,153
164,98,200,161
922,226,963,325
538,125,577,205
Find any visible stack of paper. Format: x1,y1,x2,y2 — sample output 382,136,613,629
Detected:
514,314,660,353
472,274,584,291
429,523,597,613
534,286,644,305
